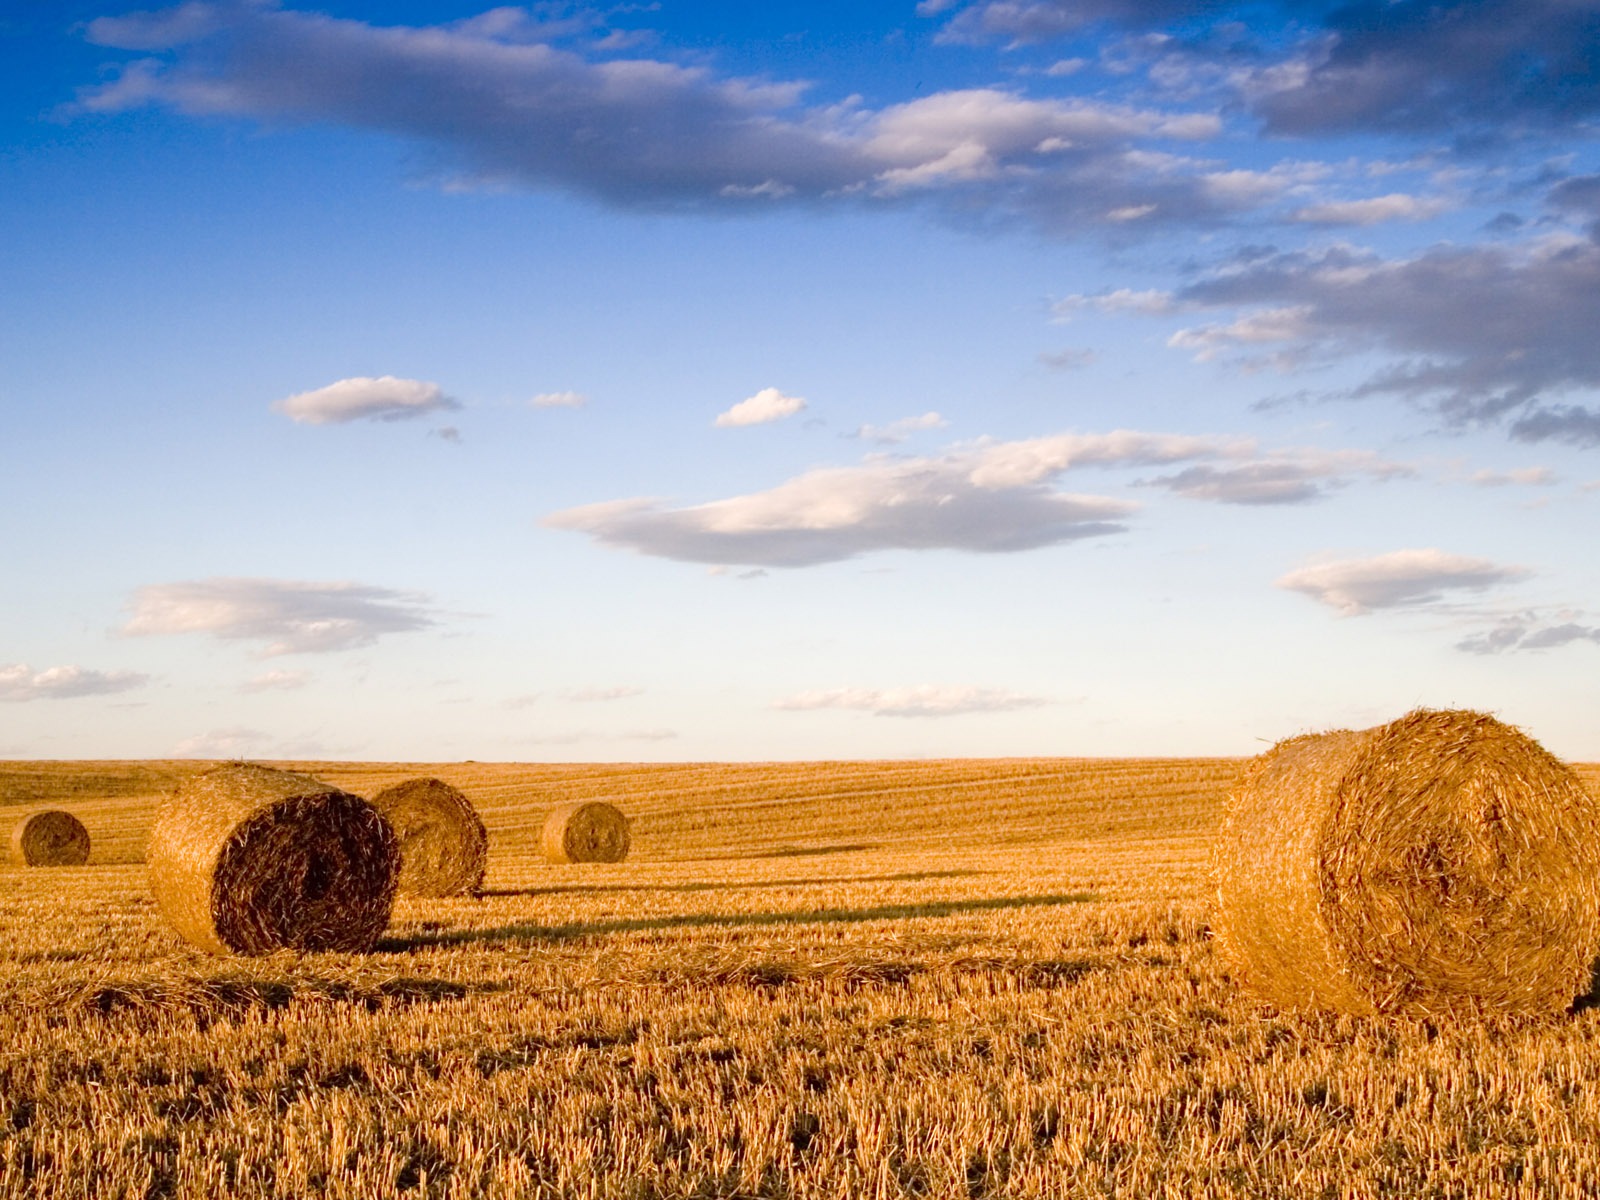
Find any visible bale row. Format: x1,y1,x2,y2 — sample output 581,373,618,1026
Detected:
1215,708,1600,1017
141,764,631,955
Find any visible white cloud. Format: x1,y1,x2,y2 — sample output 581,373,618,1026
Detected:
531,391,588,408
851,412,950,444
714,387,807,427
544,428,1402,567
123,578,437,655
774,685,1049,717
272,375,458,424
1276,549,1529,616
0,664,149,702
239,669,310,693
1167,306,1312,361
1291,193,1450,226
77,8,1266,237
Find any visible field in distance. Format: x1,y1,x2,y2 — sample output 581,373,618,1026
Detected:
2,756,1600,1199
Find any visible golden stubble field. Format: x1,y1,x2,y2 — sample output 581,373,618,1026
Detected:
3,756,1600,1200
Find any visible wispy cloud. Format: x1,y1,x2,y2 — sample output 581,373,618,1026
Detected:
239,669,310,693
272,376,459,425
173,726,273,758
931,1,1600,139
1276,549,1529,616
1290,194,1450,226
1155,235,1600,444
531,391,588,408
1457,611,1600,655
1467,467,1557,488
775,685,1049,717
0,663,149,702
1137,448,1412,506
123,578,437,655
562,686,644,702
517,728,678,745
849,412,949,444
715,388,807,428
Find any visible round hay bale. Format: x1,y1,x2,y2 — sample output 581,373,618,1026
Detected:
541,801,630,864
148,763,399,956
1215,709,1600,1016
368,778,487,897
8,810,90,866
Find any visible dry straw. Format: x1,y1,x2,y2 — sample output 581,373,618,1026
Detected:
1215,708,1600,1017
368,778,488,897
7,810,90,866
541,800,631,863
147,763,399,955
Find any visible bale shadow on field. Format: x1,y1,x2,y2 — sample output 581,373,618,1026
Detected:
378,891,1098,951
478,869,982,900
11,974,494,1020
756,843,880,858
1569,957,1600,1014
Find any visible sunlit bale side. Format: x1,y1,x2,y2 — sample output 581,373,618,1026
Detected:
541,800,631,864
1214,708,1600,1017
7,809,90,866
368,777,487,897
147,762,399,955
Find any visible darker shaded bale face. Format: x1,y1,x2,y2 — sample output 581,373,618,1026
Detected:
369,778,488,897
212,793,398,954
542,801,631,864
9,811,91,866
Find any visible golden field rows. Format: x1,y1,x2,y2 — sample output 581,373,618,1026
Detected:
2,756,1600,1199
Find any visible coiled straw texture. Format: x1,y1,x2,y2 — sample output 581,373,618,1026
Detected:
1215,709,1600,1017
8,810,90,866
148,763,399,955
541,801,631,864
369,778,487,897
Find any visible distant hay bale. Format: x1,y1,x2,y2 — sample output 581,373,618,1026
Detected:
368,778,487,897
541,801,630,864
147,763,399,956
7,810,90,866
1215,708,1600,1017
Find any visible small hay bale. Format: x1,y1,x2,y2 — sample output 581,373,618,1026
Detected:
1215,708,1600,1016
147,763,399,956
7,810,90,866
368,777,487,897
541,801,630,864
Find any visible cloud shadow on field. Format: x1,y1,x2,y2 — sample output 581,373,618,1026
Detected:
378,890,1097,951
476,868,981,900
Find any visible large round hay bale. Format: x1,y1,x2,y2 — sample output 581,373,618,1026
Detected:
148,763,399,955
1215,709,1600,1016
8,810,90,866
368,778,487,897
541,801,630,864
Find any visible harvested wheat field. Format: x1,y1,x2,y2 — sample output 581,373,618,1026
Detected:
2,755,1600,1199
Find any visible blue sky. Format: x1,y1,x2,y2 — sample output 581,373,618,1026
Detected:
3,0,1599,761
